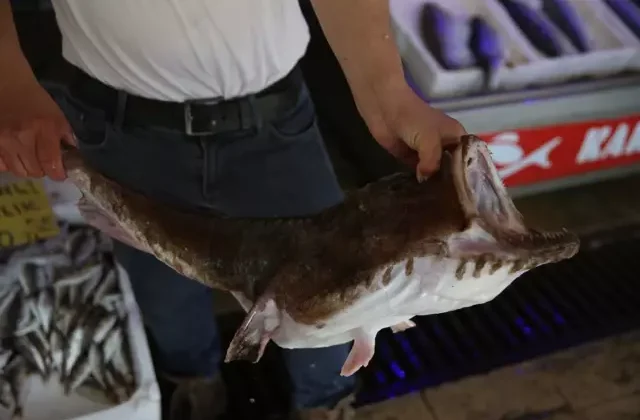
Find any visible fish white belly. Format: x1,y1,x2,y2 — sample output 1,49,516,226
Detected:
271,255,527,349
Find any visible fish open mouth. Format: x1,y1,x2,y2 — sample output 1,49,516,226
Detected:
451,135,579,260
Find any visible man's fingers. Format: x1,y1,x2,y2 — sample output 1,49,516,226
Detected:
16,131,45,178
0,149,28,178
416,138,441,176
440,118,467,146
36,128,67,181
61,128,77,147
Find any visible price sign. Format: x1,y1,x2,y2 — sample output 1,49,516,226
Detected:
0,179,59,248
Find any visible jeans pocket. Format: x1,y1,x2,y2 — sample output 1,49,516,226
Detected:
57,93,113,150
267,85,318,141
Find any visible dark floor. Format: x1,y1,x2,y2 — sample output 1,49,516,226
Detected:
353,329,640,420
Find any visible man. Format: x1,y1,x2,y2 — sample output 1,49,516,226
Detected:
0,1,465,419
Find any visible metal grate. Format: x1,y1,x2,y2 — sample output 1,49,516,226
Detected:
216,225,640,418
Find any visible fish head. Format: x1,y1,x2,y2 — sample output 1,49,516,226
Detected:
446,134,579,264
348,133,578,267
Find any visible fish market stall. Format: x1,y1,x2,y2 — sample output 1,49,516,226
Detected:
390,0,640,197
0,172,160,420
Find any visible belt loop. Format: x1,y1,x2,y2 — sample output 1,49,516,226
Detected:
114,90,129,130
246,96,263,133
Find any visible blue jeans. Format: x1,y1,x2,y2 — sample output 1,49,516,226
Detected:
44,65,356,409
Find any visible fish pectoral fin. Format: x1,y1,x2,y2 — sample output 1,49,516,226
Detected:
390,319,416,333
224,296,279,364
340,329,376,377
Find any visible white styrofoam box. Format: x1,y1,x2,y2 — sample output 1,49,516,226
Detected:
390,0,532,99
592,0,640,70
0,265,161,420
41,177,86,225
41,177,82,207
487,0,638,89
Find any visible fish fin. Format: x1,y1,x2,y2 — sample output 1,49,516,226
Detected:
225,296,279,364
390,319,416,333
340,330,376,377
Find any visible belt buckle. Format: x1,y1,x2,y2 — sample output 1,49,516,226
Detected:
183,98,222,136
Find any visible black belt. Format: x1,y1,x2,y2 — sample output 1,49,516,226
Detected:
65,62,303,136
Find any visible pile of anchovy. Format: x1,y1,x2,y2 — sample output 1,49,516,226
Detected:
0,224,136,419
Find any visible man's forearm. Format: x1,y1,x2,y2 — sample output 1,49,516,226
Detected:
310,0,407,94
0,1,37,88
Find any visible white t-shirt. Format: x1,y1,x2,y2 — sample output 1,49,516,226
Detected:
50,0,311,101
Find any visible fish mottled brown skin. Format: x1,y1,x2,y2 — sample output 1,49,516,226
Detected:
63,144,468,324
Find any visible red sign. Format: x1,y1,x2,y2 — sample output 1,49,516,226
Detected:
480,114,640,187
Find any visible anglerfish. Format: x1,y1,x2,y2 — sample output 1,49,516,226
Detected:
62,135,580,376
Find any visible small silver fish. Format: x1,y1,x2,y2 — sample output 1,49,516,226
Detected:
16,253,71,269
53,306,74,336
17,333,49,379
32,328,51,358
0,286,19,310
81,266,103,303
36,288,54,334
63,325,86,379
104,361,131,402
0,350,11,371
68,285,79,307
96,232,114,254
89,350,122,404
65,345,98,395
53,286,65,312
0,288,21,339
98,293,124,313
73,230,98,267
32,265,51,291
93,314,118,344
49,328,65,372
17,264,38,296
13,301,39,338
21,296,39,322
54,264,102,289
102,325,123,363
93,268,118,304
111,331,135,390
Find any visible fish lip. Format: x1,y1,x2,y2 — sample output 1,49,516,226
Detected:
452,135,580,259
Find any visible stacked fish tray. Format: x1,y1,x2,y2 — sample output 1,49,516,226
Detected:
0,225,160,420
391,0,640,99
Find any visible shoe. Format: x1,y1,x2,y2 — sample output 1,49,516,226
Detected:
161,372,227,420
292,393,356,420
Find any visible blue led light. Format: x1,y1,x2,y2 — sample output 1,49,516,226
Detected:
390,362,406,379
396,335,422,369
515,317,533,336
521,304,552,334
553,313,566,324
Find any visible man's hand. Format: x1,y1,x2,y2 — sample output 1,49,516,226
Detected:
0,80,75,181
310,0,466,178
0,1,75,181
350,77,466,178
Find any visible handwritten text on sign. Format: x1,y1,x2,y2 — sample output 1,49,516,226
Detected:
0,180,59,248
